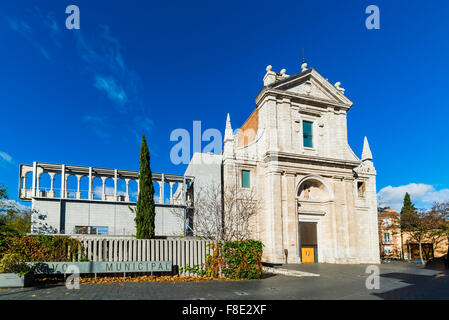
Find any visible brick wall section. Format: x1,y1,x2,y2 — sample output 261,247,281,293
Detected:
238,108,258,147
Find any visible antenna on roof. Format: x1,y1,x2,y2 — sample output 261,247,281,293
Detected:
301,48,308,72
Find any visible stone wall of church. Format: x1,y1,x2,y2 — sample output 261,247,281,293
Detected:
223,65,380,264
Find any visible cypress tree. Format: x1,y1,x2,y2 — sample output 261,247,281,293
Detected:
134,134,155,239
400,192,418,232
400,192,416,215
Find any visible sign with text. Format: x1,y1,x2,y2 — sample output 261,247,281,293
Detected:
29,261,172,274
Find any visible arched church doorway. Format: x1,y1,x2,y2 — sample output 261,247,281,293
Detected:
296,176,332,264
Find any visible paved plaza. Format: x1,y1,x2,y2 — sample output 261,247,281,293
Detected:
0,261,448,300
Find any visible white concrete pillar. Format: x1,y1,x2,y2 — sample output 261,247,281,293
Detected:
36,172,41,196
50,174,54,191
76,175,82,199
101,177,107,200
183,177,187,205
169,182,174,204
183,176,187,236
49,172,55,198
32,162,37,197
125,179,130,202
88,167,93,200
160,174,165,204
114,169,118,201
64,175,70,198
60,164,65,199
157,182,163,204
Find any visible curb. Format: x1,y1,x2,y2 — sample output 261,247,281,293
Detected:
263,267,320,278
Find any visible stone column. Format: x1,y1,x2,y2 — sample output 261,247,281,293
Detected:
88,167,93,200
64,175,70,198
264,169,284,263
76,175,82,199
285,173,300,263
32,162,37,197
125,179,130,202
160,174,165,204
48,172,55,198
278,97,292,152
101,177,107,200
169,182,174,204
36,172,41,197
60,164,65,199
22,174,27,191
112,170,117,201
265,95,279,152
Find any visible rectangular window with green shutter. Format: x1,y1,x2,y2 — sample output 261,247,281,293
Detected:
241,170,250,188
303,121,313,148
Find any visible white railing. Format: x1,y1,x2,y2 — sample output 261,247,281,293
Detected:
73,238,214,276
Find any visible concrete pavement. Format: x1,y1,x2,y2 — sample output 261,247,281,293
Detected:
0,261,448,300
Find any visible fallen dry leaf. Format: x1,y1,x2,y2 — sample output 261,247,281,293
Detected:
77,274,235,285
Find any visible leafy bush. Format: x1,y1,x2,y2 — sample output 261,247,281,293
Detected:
222,240,263,280
205,242,225,278
0,253,34,275
203,240,263,280
179,264,207,277
0,235,85,262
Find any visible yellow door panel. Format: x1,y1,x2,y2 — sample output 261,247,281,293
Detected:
301,247,315,263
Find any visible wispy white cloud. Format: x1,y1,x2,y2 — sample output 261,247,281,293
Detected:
94,75,128,106
129,117,159,155
0,151,15,167
39,46,51,61
75,25,142,113
39,10,60,34
5,17,32,34
4,14,54,61
4,9,153,146
378,183,449,211
75,25,153,144
83,115,106,126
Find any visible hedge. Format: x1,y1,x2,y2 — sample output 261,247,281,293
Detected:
0,235,85,262
204,240,263,280
222,240,263,280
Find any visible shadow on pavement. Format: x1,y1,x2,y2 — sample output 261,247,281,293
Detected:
373,272,449,300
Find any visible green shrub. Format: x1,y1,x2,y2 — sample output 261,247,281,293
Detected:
0,235,85,262
202,240,263,280
222,240,263,280
205,242,225,278
0,253,34,276
179,264,207,277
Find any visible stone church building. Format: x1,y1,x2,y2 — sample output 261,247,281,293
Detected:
19,59,380,265
220,61,380,264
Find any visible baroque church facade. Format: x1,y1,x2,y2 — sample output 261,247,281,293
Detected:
222,61,380,264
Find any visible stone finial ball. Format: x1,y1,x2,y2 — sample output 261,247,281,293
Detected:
280,69,286,75
266,65,272,72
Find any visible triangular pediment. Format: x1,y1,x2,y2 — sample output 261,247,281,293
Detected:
269,69,353,108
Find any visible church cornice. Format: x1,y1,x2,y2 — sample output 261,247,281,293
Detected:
256,88,351,110
263,151,361,169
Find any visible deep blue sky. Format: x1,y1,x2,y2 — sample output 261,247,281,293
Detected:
1,0,448,210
